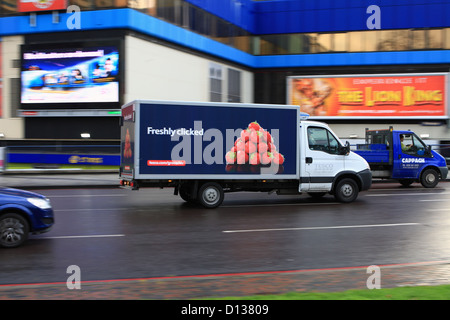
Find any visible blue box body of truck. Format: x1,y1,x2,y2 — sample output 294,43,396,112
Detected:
119,100,371,207
354,128,448,187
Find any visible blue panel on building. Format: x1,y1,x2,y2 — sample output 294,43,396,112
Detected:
8,153,120,166
1,3,450,68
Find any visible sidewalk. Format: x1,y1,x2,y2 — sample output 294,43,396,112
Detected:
0,261,449,299
0,171,119,189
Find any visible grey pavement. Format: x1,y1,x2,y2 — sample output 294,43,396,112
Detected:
0,171,119,189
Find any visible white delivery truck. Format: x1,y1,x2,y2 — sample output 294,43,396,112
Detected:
119,100,371,208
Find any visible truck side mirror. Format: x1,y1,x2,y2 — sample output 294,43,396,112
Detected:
339,141,351,155
426,145,432,155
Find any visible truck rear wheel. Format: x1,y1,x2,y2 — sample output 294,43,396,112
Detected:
420,169,439,188
198,182,224,209
334,178,359,203
179,184,196,203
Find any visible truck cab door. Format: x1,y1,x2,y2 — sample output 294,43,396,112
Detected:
301,126,346,192
392,133,429,179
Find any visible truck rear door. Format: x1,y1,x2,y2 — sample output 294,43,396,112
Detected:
301,125,346,191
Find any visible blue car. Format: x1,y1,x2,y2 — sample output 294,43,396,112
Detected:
0,187,54,248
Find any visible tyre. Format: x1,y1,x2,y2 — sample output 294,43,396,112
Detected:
0,213,30,248
179,184,194,202
197,182,224,209
334,178,359,203
420,168,439,188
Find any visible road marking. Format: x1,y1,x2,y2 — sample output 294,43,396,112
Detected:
37,234,125,239
223,222,420,234
366,192,449,197
49,194,128,198
55,208,130,212
426,208,450,211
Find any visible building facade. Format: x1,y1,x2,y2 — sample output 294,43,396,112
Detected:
1,0,450,143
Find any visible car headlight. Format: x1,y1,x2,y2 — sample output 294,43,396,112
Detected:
27,197,52,210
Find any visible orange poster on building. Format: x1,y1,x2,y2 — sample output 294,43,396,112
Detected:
18,0,67,13
287,74,448,118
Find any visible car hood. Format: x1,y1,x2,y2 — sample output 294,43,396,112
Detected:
0,187,46,199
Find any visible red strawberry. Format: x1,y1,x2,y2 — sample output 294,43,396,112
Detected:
268,143,277,152
249,152,260,165
249,129,262,144
240,128,250,142
260,152,273,165
272,152,284,165
248,121,261,131
258,142,268,154
225,151,236,164
235,138,245,151
236,150,248,164
245,141,257,154
261,130,272,144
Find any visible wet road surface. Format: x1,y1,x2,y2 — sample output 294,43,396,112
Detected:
1,181,450,299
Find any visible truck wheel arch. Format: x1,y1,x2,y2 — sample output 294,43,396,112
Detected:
332,171,362,193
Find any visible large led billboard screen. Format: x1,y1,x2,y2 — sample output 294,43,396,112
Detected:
21,46,119,105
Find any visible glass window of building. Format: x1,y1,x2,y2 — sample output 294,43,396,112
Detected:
228,68,241,103
411,29,426,49
445,28,450,49
209,63,223,102
312,33,332,53
348,31,365,52
362,31,378,52
377,30,398,51
428,29,443,49
332,33,347,52
71,0,94,10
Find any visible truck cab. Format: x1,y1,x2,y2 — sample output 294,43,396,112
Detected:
299,120,372,202
355,127,448,188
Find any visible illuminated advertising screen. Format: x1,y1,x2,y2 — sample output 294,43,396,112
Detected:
21,46,119,105
287,73,448,119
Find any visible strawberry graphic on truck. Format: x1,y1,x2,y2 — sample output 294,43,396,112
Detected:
225,121,284,166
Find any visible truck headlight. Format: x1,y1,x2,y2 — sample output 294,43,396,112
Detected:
27,197,52,210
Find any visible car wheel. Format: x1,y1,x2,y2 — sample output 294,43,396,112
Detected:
421,169,439,188
334,178,359,203
198,182,224,209
0,213,30,248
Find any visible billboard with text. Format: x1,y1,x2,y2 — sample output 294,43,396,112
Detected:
287,73,448,119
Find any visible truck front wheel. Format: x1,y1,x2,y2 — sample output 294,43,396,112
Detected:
334,178,359,203
198,182,224,208
420,169,439,188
